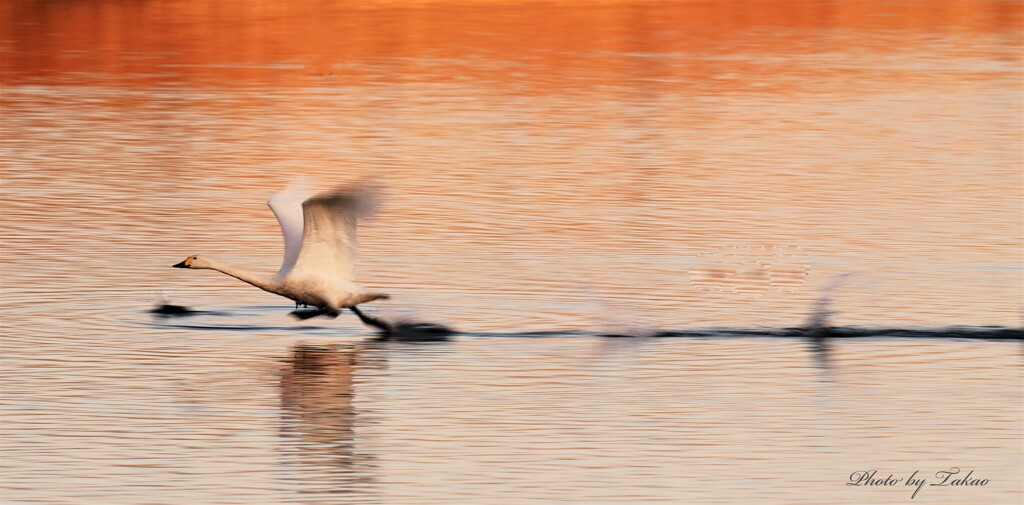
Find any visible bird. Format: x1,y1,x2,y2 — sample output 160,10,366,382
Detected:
172,182,390,319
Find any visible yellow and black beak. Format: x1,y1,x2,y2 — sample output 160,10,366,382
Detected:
172,258,192,269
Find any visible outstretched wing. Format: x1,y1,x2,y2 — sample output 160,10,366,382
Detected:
267,186,310,276
287,183,379,281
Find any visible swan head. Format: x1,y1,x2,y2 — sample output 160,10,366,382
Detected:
172,255,211,269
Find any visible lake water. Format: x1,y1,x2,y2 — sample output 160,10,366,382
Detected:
1,1,1022,503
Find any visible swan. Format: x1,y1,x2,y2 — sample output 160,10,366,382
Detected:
172,182,390,317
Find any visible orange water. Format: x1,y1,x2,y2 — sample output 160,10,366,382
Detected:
2,1,1022,503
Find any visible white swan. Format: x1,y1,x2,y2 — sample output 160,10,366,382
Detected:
172,182,389,315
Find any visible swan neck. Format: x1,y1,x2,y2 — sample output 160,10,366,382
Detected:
207,261,275,292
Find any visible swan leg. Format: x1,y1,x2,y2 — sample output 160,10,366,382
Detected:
348,306,392,333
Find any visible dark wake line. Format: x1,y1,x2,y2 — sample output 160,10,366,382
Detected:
141,320,1022,341
144,304,1022,342
474,327,1022,341
620,326,1022,341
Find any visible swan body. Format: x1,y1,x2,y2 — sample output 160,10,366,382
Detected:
173,183,389,311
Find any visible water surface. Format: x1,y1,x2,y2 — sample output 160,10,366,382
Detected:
2,1,1022,503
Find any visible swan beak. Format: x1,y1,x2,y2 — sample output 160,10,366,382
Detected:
172,260,189,268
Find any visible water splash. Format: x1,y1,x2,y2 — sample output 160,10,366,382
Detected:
149,289,196,316
577,284,659,338
803,273,858,369
805,273,857,332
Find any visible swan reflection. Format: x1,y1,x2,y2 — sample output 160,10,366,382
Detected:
278,343,383,501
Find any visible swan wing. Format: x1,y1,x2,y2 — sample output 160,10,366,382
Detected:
267,186,310,276
288,183,379,281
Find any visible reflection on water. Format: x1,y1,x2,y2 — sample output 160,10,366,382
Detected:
1,0,1022,503
279,344,380,502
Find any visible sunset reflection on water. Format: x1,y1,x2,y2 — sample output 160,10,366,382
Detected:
1,1,1021,503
